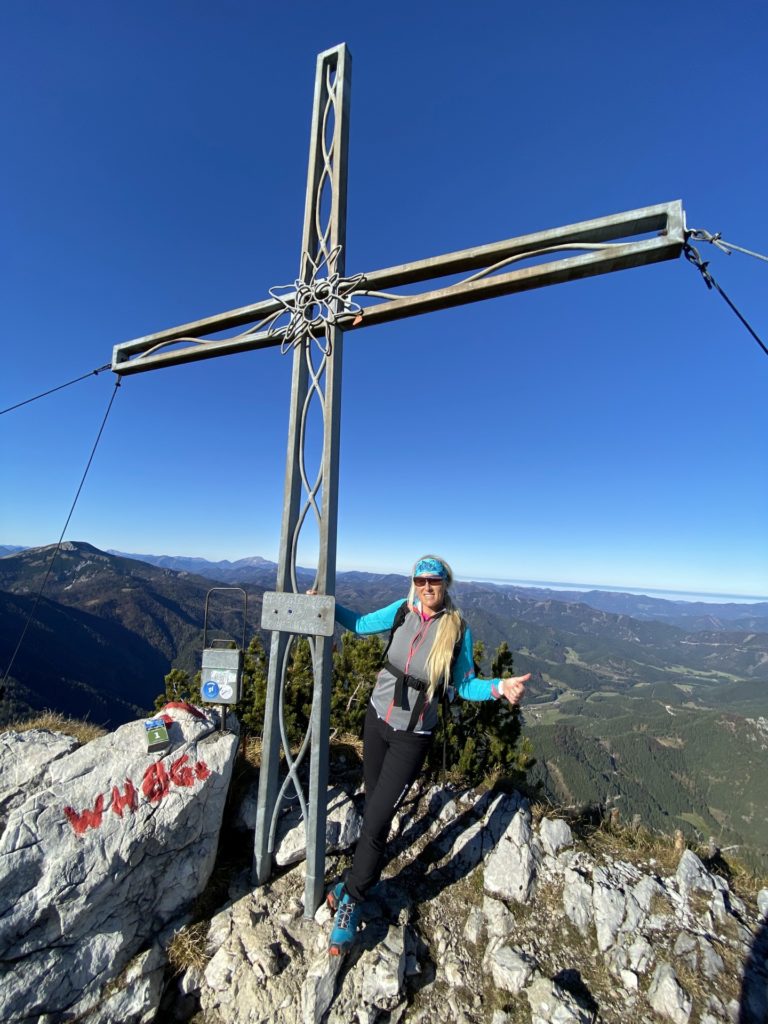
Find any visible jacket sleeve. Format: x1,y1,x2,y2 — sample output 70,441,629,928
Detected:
335,599,405,635
452,624,502,701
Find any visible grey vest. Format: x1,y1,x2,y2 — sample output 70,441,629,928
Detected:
371,606,447,733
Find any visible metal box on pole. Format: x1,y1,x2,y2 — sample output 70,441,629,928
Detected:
200,588,248,710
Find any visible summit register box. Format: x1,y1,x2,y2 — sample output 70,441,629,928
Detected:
201,644,243,704
199,587,247,707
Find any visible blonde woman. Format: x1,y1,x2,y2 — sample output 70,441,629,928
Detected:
323,555,529,955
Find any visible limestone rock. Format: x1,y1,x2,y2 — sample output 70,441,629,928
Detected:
483,894,516,944
80,943,167,1024
0,704,238,1024
301,953,343,1024
463,904,485,945
423,789,520,878
592,867,628,951
539,816,574,858
483,942,534,993
359,923,407,1010
524,974,594,1024
757,888,768,918
0,729,78,826
675,849,715,899
484,805,540,903
648,962,692,1024
698,937,724,980
562,867,593,936
274,786,362,867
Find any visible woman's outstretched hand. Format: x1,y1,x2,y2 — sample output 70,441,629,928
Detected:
499,674,529,706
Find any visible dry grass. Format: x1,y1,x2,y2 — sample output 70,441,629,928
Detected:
1,711,107,745
582,818,683,874
167,922,210,976
708,852,768,902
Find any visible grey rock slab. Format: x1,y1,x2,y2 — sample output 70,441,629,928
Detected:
491,1012,512,1024
429,790,519,872
0,729,78,826
483,894,516,945
592,869,628,951
360,923,407,1010
539,816,574,857
274,785,362,867
676,849,715,899
673,930,698,969
524,974,594,1024
633,873,666,913
562,867,593,937
483,942,535,994
79,943,166,1024
627,936,653,974
484,807,540,903
620,968,638,991
0,706,237,1024
648,962,692,1024
698,937,724,980
757,888,768,918
301,953,343,1024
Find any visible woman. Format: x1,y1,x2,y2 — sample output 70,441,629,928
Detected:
321,555,529,956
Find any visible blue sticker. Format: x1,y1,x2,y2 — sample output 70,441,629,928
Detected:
202,681,220,699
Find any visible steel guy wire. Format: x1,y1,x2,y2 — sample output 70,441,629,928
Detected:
1,363,113,416
1,377,123,688
683,242,768,359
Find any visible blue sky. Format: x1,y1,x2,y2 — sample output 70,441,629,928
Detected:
2,1,766,598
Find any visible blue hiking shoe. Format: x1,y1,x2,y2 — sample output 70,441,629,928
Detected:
326,881,345,913
328,889,362,956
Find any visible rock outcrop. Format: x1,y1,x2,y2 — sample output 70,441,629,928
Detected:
175,782,767,1024
3,717,767,1024
0,705,238,1023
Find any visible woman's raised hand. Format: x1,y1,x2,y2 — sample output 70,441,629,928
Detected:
499,674,529,706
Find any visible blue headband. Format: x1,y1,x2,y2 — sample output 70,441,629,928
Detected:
414,557,447,578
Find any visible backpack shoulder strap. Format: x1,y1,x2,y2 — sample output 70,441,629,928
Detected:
380,600,409,665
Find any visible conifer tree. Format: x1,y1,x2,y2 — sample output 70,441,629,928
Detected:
239,634,268,738
154,667,196,710
331,632,384,738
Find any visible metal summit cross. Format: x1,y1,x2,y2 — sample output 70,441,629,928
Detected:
112,44,686,914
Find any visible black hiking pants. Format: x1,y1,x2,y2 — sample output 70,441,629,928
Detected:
343,701,432,902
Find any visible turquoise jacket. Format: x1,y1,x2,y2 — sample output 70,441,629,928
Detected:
335,599,501,732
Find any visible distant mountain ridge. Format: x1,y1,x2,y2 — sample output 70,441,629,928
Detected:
107,550,275,576
107,548,768,632
0,545,26,558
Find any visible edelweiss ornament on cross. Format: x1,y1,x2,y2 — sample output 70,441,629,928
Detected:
111,43,686,916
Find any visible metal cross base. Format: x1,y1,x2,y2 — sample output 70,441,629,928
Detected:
110,43,686,916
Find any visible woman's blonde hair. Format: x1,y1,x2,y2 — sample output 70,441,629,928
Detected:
407,554,464,700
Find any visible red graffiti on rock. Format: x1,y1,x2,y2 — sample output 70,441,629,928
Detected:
64,755,211,835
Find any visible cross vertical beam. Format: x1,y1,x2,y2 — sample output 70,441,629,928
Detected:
252,44,351,916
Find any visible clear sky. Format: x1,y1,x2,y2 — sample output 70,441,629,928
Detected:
2,1,766,598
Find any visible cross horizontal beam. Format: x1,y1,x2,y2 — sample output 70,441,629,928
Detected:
111,200,685,375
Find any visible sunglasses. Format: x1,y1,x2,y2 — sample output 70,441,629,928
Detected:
413,576,445,587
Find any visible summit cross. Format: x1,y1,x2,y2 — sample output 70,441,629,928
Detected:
111,43,686,915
